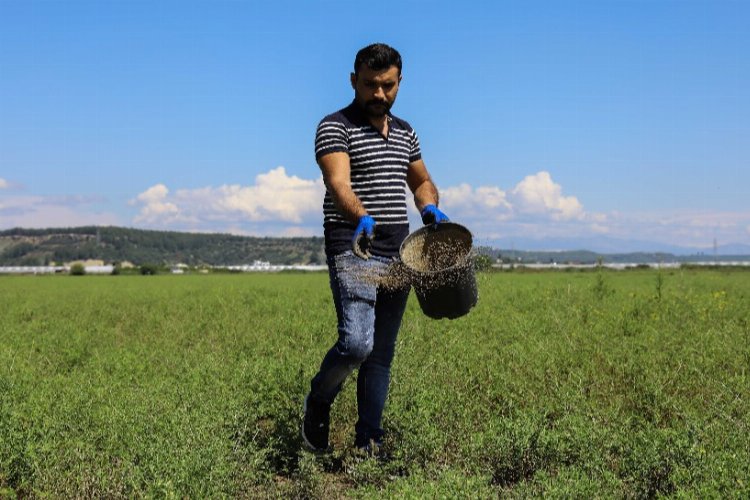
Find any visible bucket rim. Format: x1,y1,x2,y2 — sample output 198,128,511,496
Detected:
398,221,474,275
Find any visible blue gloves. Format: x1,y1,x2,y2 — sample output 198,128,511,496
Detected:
352,215,376,259
420,204,449,225
352,207,447,259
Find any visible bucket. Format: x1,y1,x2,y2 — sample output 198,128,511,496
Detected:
399,222,478,320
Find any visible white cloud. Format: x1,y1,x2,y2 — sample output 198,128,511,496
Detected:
0,195,120,228
590,223,610,234
439,171,585,224
281,226,318,237
564,210,750,249
427,171,617,247
0,178,8,190
588,212,608,223
441,183,512,220
132,184,179,224
131,166,326,228
508,171,583,220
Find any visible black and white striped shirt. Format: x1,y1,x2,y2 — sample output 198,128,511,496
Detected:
315,101,421,257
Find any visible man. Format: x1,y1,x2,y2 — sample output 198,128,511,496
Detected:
302,43,449,454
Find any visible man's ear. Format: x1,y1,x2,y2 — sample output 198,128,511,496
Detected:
350,72,357,89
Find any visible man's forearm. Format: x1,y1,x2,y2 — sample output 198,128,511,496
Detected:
326,179,368,224
412,179,439,211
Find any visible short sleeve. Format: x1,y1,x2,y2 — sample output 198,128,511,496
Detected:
409,130,422,162
315,121,349,160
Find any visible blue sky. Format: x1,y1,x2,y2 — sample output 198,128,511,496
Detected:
1,0,748,251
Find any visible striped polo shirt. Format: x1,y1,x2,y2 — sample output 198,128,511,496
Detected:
315,101,422,257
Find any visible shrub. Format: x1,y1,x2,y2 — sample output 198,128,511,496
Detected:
473,254,494,272
69,263,86,276
140,264,159,275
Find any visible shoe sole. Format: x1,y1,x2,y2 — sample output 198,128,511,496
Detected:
301,395,330,454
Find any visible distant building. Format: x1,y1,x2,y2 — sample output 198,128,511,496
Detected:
83,265,115,274
0,266,63,274
66,259,105,267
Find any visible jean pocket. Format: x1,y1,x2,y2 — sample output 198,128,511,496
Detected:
333,252,377,302
333,250,361,271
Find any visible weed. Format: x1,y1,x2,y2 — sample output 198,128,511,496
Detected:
592,268,614,300
655,271,664,300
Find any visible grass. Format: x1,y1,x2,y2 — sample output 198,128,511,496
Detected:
0,269,748,497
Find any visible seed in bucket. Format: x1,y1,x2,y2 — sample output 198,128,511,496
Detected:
399,223,478,319
340,224,476,293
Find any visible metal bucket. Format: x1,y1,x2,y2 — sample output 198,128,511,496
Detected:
399,222,478,320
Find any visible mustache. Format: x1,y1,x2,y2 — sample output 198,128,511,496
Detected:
366,99,389,108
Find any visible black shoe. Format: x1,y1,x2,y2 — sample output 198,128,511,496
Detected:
354,436,383,457
301,394,331,452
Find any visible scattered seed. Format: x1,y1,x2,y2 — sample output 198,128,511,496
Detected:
335,224,477,292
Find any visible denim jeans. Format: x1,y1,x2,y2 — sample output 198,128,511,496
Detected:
309,250,410,444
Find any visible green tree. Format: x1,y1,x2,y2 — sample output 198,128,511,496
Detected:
140,263,159,275
69,263,86,276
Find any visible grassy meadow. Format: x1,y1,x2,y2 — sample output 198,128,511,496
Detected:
1,269,748,497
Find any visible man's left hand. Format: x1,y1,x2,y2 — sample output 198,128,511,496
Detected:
420,204,449,225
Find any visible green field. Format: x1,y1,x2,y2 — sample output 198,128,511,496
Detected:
1,270,748,497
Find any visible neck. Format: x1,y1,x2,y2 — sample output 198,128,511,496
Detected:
368,115,389,138
368,115,387,128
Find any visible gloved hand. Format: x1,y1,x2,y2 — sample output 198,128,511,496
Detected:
420,204,449,225
352,215,376,259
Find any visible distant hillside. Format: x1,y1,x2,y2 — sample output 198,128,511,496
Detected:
2,226,748,268
477,235,750,256
477,246,750,265
0,226,326,266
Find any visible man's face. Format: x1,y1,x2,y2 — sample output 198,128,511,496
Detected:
351,64,402,118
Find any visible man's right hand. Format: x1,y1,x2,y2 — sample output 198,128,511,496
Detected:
352,215,376,259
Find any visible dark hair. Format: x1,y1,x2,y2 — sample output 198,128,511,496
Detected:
354,43,402,76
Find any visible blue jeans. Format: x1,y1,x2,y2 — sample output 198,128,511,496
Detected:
309,250,410,444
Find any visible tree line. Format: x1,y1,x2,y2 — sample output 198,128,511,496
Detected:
0,226,326,266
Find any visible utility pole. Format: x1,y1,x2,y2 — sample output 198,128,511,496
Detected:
713,237,717,263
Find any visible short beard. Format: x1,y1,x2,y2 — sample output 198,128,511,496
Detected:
364,100,390,118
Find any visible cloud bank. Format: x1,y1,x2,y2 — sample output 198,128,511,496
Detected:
0,194,119,228
4,168,746,250
131,167,326,232
127,168,599,247
128,167,750,248
440,171,585,223
133,168,590,232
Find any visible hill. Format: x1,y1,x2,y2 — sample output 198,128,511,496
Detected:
477,247,750,265
2,226,748,267
0,226,326,266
